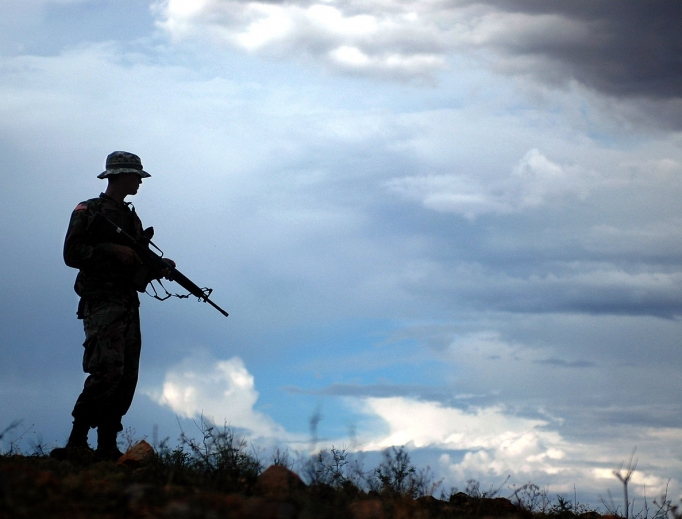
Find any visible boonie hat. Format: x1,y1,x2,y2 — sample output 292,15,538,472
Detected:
98,151,151,179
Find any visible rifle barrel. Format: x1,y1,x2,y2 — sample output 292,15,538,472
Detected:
205,298,229,317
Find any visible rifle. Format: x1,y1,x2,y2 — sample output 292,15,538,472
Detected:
90,212,229,317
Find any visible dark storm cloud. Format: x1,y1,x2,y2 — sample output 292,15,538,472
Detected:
546,401,682,445
533,357,595,368
473,0,682,101
285,383,456,402
486,279,682,318
156,0,682,127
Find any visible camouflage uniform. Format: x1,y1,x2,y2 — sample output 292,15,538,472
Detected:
57,151,154,461
63,193,147,434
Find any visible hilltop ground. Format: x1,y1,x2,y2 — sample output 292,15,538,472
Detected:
0,422,678,519
0,449,595,519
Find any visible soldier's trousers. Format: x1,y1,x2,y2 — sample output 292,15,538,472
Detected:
71,296,141,432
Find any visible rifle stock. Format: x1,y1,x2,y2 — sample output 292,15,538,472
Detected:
92,212,229,317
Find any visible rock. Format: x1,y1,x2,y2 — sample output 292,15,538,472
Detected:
349,498,384,519
253,465,306,500
449,491,470,505
384,497,426,519
116,440,155,468
491,496,517,513
243,497,298,519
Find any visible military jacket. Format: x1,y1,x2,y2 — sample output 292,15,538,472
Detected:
64,193,147,301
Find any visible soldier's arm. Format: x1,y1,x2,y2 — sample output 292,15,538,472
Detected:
63,203,124,269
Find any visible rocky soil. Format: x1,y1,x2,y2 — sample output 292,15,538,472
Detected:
0,441,607,519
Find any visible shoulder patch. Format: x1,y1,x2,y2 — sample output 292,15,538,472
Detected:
74,202,89,211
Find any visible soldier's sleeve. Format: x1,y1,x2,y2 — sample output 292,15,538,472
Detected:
63,202,115,269
129,205,146,242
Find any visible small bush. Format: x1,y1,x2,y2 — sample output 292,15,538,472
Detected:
150,417,261,493
302,445,363,490
368,446,442,499
509,482,552,513
271,447,292,469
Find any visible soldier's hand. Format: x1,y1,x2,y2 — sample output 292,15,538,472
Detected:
111,244,143,265
160,258,176,280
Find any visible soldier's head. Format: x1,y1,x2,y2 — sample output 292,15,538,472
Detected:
100,151,151,199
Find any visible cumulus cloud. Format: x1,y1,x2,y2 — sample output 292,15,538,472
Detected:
349,395,679,497
353,396,582,482
154,0,450,80
358,397,560,451
149,355,287,439
386,149,592,219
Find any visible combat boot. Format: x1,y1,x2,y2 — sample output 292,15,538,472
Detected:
50,420,95,462
96,426,124,462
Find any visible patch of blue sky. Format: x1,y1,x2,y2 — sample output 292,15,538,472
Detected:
243,318,450,434
291,320,443,380
1,0,156,58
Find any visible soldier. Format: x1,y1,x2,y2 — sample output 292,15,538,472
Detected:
52,151,173,462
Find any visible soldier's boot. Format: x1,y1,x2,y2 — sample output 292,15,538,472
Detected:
96,426,124,462
50,420,94,462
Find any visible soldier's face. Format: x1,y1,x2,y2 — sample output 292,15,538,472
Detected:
119,173,143,196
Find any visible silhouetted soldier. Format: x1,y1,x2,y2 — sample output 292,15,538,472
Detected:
52,151,174,462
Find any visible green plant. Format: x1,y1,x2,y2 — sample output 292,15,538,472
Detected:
368,446,441,498
465,475,509,499
509,482,552,513
172,417,262,492
271,447,292,469
302,445,363,490
0,420,31,456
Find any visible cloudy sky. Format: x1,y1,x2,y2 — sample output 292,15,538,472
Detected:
1,0,681,507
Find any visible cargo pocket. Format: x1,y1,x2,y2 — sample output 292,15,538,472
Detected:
82,334,100,373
